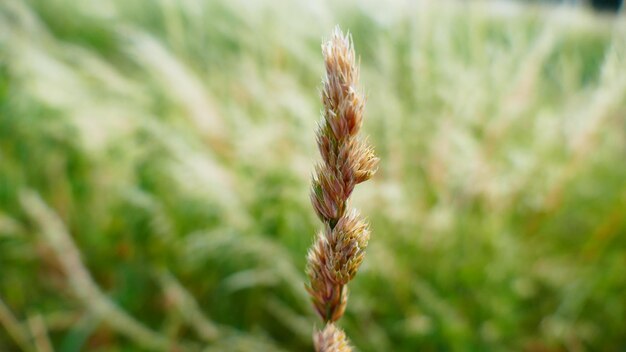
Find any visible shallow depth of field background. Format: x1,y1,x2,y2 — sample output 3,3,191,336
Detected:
1,0,625,351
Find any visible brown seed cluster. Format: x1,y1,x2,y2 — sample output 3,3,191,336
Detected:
306,26,378,351
313,324,352,352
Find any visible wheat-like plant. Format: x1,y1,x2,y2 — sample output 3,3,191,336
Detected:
313,324,352,352
306,26,378,351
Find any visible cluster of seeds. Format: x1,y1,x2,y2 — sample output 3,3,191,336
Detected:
306,26,378,351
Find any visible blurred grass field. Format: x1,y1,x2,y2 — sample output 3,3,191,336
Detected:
1,0,625,351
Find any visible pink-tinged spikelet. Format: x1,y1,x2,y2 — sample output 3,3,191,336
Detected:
314,324,353,352
306,25,378,348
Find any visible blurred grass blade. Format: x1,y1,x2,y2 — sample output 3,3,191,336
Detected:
19,191,180,351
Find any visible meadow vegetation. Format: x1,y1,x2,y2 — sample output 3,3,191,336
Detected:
0,0,625,350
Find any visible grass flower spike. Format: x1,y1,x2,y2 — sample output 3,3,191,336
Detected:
314,324,352,352
306,26,378,350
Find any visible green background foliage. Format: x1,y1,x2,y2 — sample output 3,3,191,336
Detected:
1,0,625,350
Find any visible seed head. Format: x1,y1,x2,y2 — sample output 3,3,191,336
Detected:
314,324,353,352
325,210,370,285
306,25,378,348
306,230,348,322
